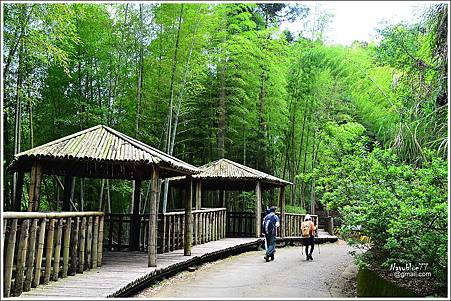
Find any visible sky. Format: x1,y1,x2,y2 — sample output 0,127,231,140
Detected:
280,1,440,46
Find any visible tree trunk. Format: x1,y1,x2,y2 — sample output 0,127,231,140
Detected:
162,4,185,212
12,38,25,208
3,5,33,78
300,101,312,211
135,4,144,138
218,63,226,158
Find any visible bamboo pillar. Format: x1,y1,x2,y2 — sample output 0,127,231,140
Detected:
148,166,159,267
184,176,193,255
77,217,86,273
13,220,30,296
33,219,46,287
14,171,24,211
193,213,198,245
69,217,79,276
279,186,286,238
130,180,141,251
97,216,104,266
62,217,71,277
92,216,99,268
195,180,202,210
52,218,63,281
62,175,73,211
4,219,18,297
44,219,55,284
255,181,262,238
24,219,38,291
85,217,93,270
28,161,42,212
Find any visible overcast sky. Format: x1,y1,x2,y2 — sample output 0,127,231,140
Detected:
281,1,440,45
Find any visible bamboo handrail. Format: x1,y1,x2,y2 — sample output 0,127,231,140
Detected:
3,211,104,297
3,211,104,219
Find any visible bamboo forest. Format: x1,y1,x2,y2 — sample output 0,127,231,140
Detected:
1,1,449,299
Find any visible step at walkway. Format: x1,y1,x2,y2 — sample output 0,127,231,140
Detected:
16,238,260,299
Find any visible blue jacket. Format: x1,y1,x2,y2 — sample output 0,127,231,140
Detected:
262,212,280,236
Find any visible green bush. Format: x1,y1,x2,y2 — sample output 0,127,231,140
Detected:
316,141,448,286
285,204,306,214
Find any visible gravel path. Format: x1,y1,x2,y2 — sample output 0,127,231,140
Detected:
135,240,356,298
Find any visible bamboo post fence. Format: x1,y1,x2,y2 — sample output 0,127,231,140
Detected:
2,211,104,298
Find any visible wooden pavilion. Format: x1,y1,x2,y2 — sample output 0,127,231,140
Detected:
169,158,292,238
7,125,199,267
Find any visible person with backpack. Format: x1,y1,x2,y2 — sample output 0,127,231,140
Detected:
301,214,316,260
262,206,280,262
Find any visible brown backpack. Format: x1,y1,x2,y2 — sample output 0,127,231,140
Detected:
301,221,311,238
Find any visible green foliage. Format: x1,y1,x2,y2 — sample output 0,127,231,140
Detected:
285,204,306,214
317,141,448,285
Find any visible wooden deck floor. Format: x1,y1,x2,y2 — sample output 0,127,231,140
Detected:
16,237,261,299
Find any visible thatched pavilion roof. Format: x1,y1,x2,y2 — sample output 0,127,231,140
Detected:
170,158,292,190
8,125,198,179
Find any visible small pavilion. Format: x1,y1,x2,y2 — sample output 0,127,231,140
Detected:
169,158,292,237
7,125,198,266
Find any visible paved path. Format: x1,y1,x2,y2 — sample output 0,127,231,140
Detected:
136,240,355,298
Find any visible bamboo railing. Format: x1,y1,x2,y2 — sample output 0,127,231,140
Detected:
284,213,318,237
103,208,226,254
226,212,256,237
3,211,104,297
225,212,318,237
159,208,226,253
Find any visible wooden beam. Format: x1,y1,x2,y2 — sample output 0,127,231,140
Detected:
195,180,201,210
62,176,74,211
255,181,262,238
184,176,193,256
148,167,159,267
279,186,286,237
14,171,24,211
130,180,141,251
27,162,42,212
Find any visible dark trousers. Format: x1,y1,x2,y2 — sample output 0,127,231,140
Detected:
304,236,314,255
265,234,276,257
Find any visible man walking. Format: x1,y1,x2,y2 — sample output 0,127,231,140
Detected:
262,206,280,262
301,214,316,260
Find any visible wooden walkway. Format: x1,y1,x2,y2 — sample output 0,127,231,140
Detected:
16,237,261,299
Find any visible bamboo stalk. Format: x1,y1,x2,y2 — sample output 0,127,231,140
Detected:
184,176,193,256
78,217,86,273
69,217,79,275
24,219,38,291
13,219,30,296
97,216,104,266
44,218,55,284
62,217,71,277
193,213,197,245
4,219,18,297
167,215,172,252
172,215,176,250
92,216,99,268
148,166,159,267
86,217,93,270
33,219,46,287
52,218,63,281
161,215,166,253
